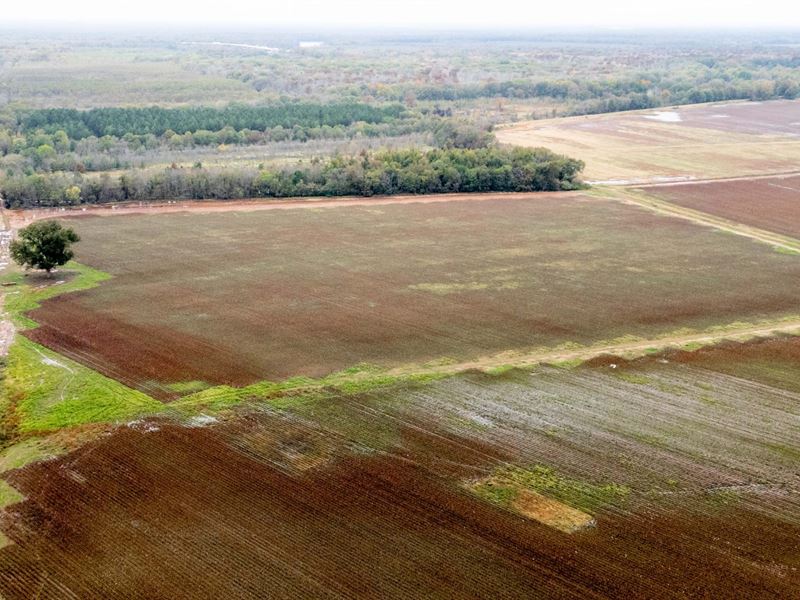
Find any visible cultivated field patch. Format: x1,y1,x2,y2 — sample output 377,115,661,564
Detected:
497,100,800,182
21,193,800,392
1,341,799,598
640,174,800,239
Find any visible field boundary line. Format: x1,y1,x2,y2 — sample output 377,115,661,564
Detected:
388,318,800,378
629,170,800,189
594,186,800,253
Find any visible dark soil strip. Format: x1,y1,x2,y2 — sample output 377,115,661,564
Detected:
0,419,797,599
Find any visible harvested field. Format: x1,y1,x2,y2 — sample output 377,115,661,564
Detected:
497,100,800,182
1,342,799,599
22,193,800,393
641,174,800,239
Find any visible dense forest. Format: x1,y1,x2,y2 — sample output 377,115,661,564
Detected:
0,147,584,207
0,108,487,175
373,70,800,110
17,103,406,139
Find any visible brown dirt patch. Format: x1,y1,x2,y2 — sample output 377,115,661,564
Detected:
511,488,596,533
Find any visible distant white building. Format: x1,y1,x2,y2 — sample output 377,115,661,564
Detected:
298,41,324,49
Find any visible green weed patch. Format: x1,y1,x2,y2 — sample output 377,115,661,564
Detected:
488,465,630,513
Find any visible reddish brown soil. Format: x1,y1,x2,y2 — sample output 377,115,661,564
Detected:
0,418,797,599
644,175,800,238
24,300,266,394
661,334,800,393
23,195,800,392
585,333,800,396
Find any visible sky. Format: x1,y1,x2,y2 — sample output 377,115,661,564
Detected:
3,0,798,29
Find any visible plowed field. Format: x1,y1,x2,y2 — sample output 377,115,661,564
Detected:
642,175,800,238
23,193,800,394
2,336,799,598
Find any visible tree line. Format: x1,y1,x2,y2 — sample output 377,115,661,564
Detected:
17,102,407,139
1,147,584,207
364,67,800,110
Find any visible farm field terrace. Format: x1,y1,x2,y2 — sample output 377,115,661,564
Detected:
20,191,800,395
496,100,800,182
639,174,800,239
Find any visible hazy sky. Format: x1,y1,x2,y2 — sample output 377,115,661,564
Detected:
3,0,798,29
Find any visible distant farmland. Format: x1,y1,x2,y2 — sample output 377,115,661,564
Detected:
497,100,800,182
641,174,800,238
22,192,800,394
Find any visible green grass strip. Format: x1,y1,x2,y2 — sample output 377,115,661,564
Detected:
6,337,164,433
2,261,110,329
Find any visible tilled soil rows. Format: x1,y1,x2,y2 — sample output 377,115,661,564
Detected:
642,175,800,239
0,415,798,600
23,193,800,394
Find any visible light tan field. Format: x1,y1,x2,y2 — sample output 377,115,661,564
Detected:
497,100,800,183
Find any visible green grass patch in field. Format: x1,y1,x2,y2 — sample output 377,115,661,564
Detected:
613,372,651,385
654,381,687,394
472,481,519,506
171,368,447,416
682,341,705,351
705,489,741,508
630,432,668,449
550,358,584,369
488,465,630,513
0,479,23,509
5,337,164,433
1,262,111,330
773,246,800,256
0,438,63,472
699,394,719,406
484,364,518,376
764,442,800,462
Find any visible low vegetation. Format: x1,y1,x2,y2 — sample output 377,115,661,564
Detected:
474,465,630,514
